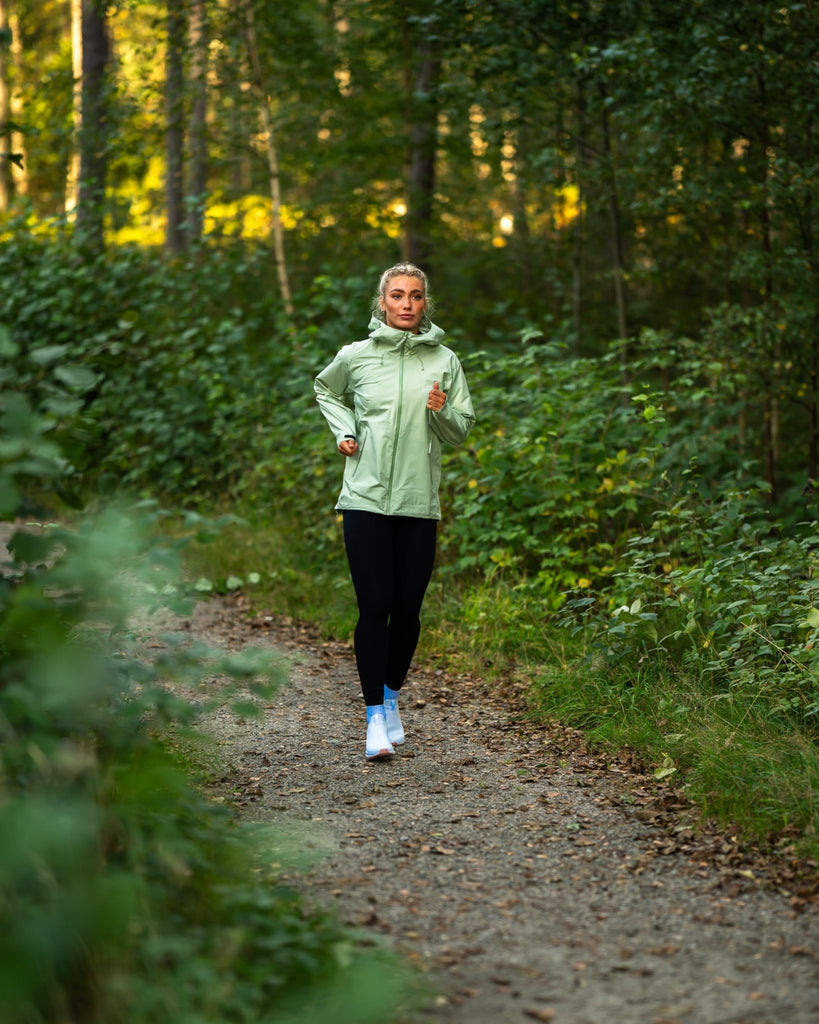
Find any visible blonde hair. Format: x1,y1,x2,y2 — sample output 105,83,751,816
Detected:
371,262,436,320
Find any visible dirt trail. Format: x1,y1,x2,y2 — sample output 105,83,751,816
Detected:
178,597,818,1024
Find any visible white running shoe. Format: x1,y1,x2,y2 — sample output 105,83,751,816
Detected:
365,713,394,760
385,700,405,745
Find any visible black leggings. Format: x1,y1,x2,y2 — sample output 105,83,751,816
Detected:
342,510,438,706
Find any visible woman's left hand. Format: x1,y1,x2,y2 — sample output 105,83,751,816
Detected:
427,381,447,411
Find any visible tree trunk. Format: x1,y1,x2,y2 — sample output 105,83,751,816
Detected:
229,0,251,201
810,324,818,483
756,70,779,497
187,0,208,244
805,208,817,486
0,0,12,210
165,0,187,254
8,4,25,198
65,0,82,214
599,86,627,348
404,36,440,271
508,121,533,308
75,0,109,250
0,0,26,207
572,78,589,357
245,0,294,320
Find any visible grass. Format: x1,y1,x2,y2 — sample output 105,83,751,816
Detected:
520,644,819,861
181,513,358,639
183,514,819,866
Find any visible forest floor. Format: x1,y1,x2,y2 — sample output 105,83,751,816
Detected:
166,595,819,1024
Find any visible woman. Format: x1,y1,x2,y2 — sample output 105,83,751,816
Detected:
314,263,475,760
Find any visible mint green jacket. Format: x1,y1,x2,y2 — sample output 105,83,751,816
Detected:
314,316,475,519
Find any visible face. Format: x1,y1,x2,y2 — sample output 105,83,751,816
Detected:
380,275,427,333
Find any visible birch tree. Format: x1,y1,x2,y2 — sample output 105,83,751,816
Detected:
187,0,208,244
244,0,293,319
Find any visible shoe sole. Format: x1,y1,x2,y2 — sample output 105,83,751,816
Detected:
366,747,394,761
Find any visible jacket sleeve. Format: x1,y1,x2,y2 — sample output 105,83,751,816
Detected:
429,355,475,446
314,348,357,445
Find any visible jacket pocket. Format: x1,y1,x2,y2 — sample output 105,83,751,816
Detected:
427,430,442,491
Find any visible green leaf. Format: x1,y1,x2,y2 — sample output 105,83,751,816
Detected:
29,345,70,366
0,477,20,517
7,530,58,565
54,365,99,391
0,326,19,359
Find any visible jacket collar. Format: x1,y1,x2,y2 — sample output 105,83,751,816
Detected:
368,314,445,348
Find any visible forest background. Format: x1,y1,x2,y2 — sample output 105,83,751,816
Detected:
1,1,819,1022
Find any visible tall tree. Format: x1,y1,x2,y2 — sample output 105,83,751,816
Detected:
0,0,24,207
165,0,187,254
75,0,109,249
187,0,208,244
66,0,82,214
7,0,24,198
244,0,293,319
403,13,441,270
0,0,12,210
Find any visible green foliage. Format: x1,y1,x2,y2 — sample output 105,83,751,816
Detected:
0,223,320,503
0,395,411,1022
181,516,356,640
586,496,819,724
524,644,819,857
439,333,659,604
4,213,819,865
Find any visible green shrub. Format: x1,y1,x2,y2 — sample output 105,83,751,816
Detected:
0,386,411,1023
581,491,819,726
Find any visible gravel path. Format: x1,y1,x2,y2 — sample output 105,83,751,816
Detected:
180,598,819,1024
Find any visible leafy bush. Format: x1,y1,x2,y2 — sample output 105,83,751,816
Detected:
0,384,410,1023
5,220,819,738
581,491,819,725
438,334,659,604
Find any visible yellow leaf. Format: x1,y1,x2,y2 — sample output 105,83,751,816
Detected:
804,608,819,628
654,753,677,780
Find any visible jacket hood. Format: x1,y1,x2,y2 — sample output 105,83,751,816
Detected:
367,314,446,348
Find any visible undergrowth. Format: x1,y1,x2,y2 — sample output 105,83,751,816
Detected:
0,395,416,1023
183,515,819,865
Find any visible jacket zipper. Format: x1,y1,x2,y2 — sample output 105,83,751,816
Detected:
385,339,406,514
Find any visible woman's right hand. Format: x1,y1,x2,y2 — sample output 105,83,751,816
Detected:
338,438,358,456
